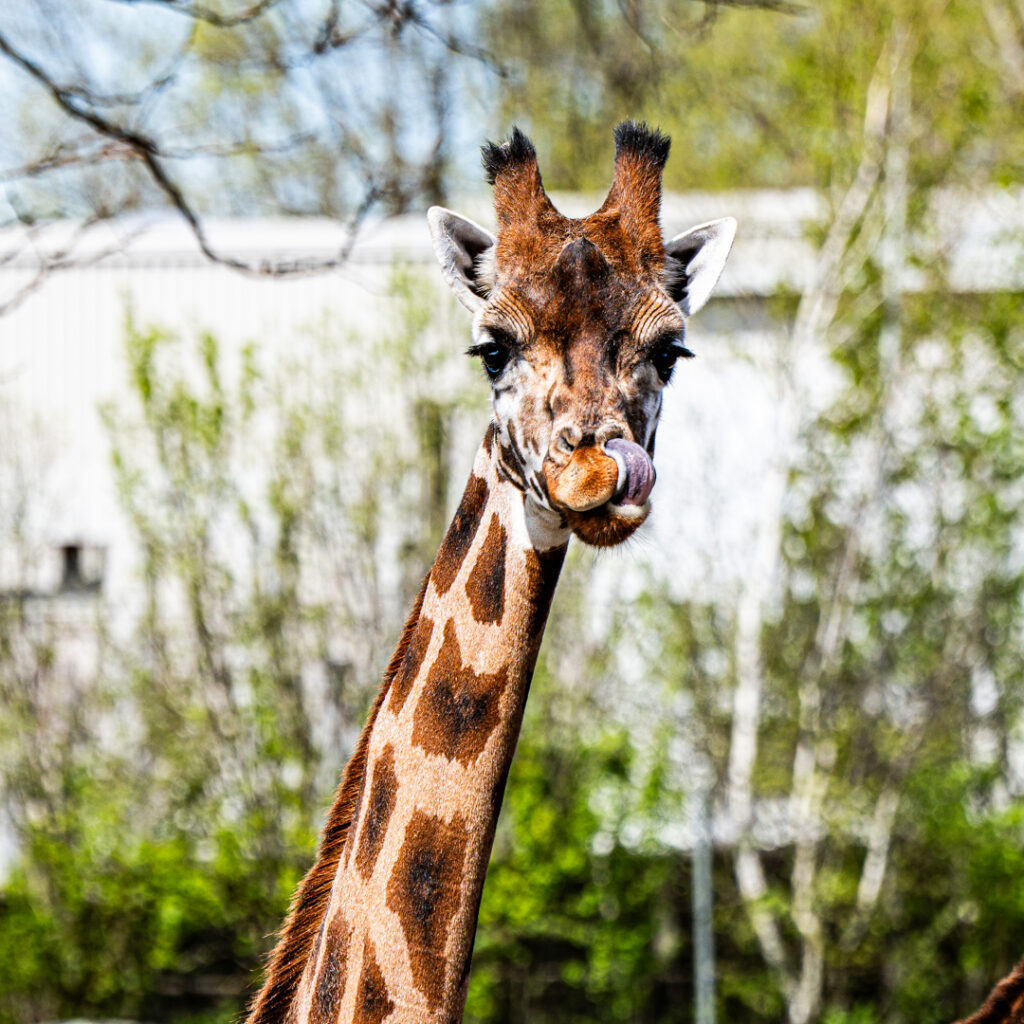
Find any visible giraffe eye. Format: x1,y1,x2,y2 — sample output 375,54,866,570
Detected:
650,335,693,384
469,329,515,381
480,344,510,379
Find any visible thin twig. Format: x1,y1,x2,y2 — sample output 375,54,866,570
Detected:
0,28,373,277
102,0,281,29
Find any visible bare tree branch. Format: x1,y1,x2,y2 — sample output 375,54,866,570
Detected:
397,1,503,71
0,27,376,276
839,787,901,950
103,0,283,29
724,28,920,1024
0,216,149,315
0,0,499,295
0,141,138,183
699,0,805,10
691,0,807,31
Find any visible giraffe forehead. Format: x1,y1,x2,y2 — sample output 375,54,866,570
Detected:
487,224,676,348
486,276,681,353
495,204,662,273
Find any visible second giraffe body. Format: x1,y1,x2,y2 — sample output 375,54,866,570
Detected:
248,122,736,1024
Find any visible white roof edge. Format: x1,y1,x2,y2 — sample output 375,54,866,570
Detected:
0,186,1021,295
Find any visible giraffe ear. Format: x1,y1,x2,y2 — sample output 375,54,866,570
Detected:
663,217,737,316
427,206,497,313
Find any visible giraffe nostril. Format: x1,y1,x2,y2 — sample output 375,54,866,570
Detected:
556,426,581,455
596,422,626,446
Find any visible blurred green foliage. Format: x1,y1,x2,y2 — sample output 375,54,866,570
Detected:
487,0,1024,193
468,722,680,1023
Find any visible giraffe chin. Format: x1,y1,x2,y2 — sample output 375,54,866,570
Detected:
564,499,651,547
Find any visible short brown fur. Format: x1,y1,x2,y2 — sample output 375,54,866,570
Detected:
545,446,618,511
431,475,489,595
523,544,567,641
354,745,399,881
387,614,435,716
309,914,350,1024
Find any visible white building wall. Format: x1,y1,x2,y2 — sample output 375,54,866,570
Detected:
0,187,1020,621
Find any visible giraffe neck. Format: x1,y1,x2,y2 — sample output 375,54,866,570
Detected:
249,425,569,1024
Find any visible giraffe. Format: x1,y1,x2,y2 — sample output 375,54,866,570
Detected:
245,121,736,1024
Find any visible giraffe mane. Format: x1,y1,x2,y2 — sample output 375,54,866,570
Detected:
244,573,431,1024
959,958,1024,1024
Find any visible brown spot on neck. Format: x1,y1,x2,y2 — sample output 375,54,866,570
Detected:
524,543,568,643
412,619,509,767
352,938,394,1024
310,913,350,1024
387,613,434,716
465,512,507,624
385,810,470,1011
432,474,489,595
354,745,399,882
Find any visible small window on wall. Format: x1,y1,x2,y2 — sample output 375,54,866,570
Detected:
58,543,105,594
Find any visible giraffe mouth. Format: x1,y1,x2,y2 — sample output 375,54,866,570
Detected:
547,439,655,547
544,439,655,514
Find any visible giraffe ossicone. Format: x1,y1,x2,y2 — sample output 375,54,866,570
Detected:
247,121,735,1024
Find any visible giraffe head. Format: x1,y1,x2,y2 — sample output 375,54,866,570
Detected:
428,122,735,547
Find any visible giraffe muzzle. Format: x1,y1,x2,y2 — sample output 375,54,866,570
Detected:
545,439,655,512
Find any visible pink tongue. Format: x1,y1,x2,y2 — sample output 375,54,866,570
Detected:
604,438,656,506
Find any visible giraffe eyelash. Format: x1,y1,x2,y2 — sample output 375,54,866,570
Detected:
646,331,693,360
648,333,694,384
468,326,518,354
